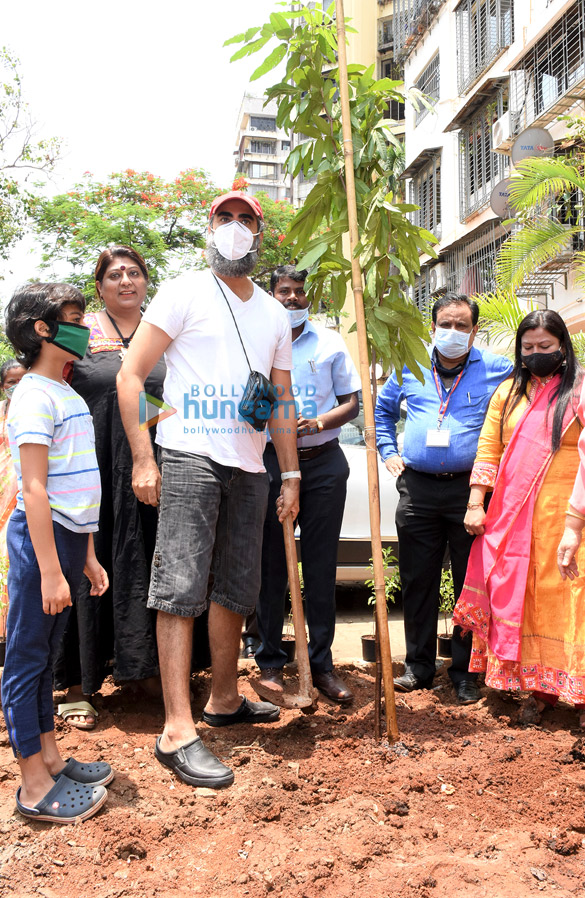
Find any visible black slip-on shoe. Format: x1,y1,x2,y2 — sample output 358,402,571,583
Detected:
201,696,280,728
154,736,234,788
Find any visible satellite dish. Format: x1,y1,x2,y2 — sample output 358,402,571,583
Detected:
490,178,515,219
511,127,554,166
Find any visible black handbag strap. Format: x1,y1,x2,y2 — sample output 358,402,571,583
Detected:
212,274,252,374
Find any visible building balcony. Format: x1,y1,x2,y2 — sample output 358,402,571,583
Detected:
392,0,445,59
509,0,585,134
242,151,281,163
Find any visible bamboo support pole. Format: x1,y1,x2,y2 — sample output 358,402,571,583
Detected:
335,0,399,741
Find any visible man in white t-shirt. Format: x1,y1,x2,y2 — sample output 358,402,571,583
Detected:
117,192,300,789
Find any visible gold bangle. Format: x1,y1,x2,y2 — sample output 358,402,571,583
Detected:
467,503,483,509
566,506,585,521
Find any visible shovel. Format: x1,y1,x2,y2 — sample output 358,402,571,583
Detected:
251,515,318,710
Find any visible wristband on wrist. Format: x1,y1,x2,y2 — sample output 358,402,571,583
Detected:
316,418,324,432
467,502,483,509
281,471,301,481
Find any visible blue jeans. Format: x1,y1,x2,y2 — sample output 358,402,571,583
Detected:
1,510,88,759
148,449,269,618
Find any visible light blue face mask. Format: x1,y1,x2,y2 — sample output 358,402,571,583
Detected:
4,385,17,400
288,308,309,328
434,326,471,359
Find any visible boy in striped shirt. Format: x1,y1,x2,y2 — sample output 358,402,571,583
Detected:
1,283,112,824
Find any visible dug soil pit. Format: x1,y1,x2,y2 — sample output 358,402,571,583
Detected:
1,663,585,897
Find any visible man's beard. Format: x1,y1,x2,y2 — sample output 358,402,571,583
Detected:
205,233,259,278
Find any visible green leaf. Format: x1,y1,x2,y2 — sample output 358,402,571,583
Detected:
223,26,261,47
269,12,291,37
230,33,272,62
295,241,330,270
496,218,580,289
250,43,287,81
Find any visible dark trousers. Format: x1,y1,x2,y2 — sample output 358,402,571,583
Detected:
395,468,477,686
255,442,349,673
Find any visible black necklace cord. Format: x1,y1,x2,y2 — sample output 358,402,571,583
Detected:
104,310,141,348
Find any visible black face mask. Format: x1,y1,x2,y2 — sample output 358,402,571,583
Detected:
521,350,564,377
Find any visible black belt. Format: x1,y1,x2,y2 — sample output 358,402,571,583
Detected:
265,438,339,462
406,467,471,481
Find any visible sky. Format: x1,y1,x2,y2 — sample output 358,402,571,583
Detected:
1,0,283,289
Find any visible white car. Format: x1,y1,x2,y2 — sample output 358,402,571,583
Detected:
335,420,399,582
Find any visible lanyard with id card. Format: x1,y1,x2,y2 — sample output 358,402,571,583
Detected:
427,366,465,448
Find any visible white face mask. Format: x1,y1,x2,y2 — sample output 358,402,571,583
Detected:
434,326,472,359
211,220,257,261
288,308,309,328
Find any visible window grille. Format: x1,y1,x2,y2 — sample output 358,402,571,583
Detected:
250,141,276,155
458,89,509,221
410,267,433,315
393,0,446,58
455,0,514,94
248,163,277,179
447,220,507,294
509,0,585,134
381,58,405,121
409,154,442,238
250,116,277,132
250,185,279,200
379,18,394,48
414,55,440,125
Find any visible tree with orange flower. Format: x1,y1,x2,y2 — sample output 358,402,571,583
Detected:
30,168,219,299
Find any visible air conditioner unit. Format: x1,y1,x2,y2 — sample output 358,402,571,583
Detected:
492,111,514,154
428,263,448,294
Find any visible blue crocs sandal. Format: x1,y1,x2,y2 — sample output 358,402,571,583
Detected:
16,774,108,824
56,757,114,787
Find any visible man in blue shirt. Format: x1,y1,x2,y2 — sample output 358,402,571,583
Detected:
375,293,512,703
254,266,361,704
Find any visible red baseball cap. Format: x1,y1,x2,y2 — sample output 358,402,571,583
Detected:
209,191,264,221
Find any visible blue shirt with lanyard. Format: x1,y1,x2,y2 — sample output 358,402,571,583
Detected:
375,346,513,474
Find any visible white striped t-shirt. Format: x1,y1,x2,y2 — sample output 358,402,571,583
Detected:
7,373,101,533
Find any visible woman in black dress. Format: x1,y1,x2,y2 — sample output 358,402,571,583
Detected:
54,246,165,727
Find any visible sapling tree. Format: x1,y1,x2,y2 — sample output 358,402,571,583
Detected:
226,2,437,381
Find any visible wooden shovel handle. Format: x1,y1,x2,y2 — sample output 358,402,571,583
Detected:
282,515,312,690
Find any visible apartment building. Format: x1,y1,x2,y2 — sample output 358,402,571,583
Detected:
234,2,404,209
233,95,293,202
394,0,585,329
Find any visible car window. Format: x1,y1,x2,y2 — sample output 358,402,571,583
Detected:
339,420,365,446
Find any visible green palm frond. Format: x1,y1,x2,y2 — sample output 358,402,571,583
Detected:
570,331,585,366
495,218,582,289
508,157,585,211
474,289,537,352
573,251,585,292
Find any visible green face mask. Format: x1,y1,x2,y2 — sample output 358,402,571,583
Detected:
44,320,90,360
